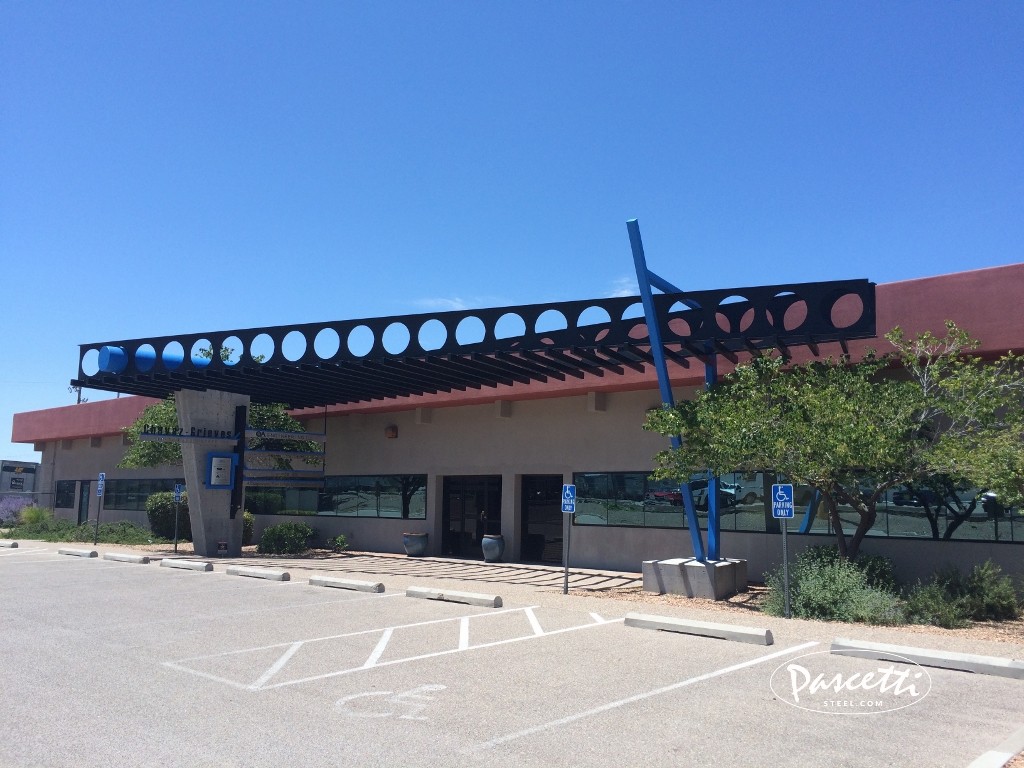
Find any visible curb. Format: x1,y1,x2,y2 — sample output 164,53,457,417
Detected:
968,723,1024,768
58,548,98,558
624,612,774,646
310,575,384,593
406,586,502,608
159,559,213,573
226,565,290,582
103,552,150,564
831,638,1024,680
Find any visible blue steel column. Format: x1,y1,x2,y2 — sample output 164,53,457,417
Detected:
704,346,721,560
627,219,706,562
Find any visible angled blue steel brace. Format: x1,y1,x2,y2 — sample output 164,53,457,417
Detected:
627,219,722,562
799,490,822,534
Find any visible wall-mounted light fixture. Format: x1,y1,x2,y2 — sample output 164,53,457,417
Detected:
384,425,398,439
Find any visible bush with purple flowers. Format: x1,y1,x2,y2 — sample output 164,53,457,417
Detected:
0,495,31,525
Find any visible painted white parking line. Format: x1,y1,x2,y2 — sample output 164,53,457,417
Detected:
0,547,50,557
164,605,621,692
524,607,545,636
251,642,304,690
469,640,820,752
362,629,394,668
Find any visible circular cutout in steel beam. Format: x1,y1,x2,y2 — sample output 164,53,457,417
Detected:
418,319,447,351
456,316,485,345
191,339,213,367
221,336,243,366
347,325,374,357
135,344,158,373
535,309,568,334
282,331,307,362
314,328,340,360
162,341,185,371
81,348,100,376
829,292,864,330
383,322,411,354
494,313,526,340
250,333,274,363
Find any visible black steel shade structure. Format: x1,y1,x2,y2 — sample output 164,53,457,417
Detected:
72,278,876,408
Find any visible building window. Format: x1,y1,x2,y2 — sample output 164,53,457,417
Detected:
319,475,427,518
572,472,687,528
104,479,183,512
61,439,74,450
90,436,102,448
55,481,76,509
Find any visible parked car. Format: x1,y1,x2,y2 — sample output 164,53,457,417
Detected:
892,489,941,507
691,479,739,511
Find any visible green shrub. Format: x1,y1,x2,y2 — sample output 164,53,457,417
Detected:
18,505,53,526
963,561,1020,620
243,510,254,546
763,546,906,625
854,552,900,593
11,514,78,541
905,560,1019,627
258,522,315,555
72,521,158,546
146,492,191,541
330,533,348,553
904,582,970,628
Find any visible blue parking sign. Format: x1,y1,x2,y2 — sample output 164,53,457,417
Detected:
561,484,576,514
772,484,795,518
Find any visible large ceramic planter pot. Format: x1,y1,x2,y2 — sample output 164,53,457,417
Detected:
481,534,505,562
403,532,428,557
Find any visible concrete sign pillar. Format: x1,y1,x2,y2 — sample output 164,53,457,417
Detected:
176,389,250,557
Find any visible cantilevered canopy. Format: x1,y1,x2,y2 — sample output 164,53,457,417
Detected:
72,279,875,409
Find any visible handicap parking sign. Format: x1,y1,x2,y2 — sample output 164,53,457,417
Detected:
561,484,576,514
772,484,795,519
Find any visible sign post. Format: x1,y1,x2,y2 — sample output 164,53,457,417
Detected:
173,483,183,553
771,483,795,618
94,472,106,545
561,484,576,595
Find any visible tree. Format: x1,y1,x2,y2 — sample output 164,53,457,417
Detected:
119,397,319,469
645,323,1024,559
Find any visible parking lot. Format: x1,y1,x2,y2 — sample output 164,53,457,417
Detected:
2,543,1023,767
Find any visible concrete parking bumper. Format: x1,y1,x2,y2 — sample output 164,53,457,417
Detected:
625,612,774,645
58,548,98,558
103,552,150,564
309,575,384,593
160,559,213,572
832,637,1024,680
226,565,290,582
406,585,503,607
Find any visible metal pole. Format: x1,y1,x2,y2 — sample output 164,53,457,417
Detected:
562,514,572,595
174,499,180,553
93,496,102,545
782,518,791,619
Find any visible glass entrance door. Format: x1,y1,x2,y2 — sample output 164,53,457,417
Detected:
521,475,564,562
441,475,502,557
78,481,91,525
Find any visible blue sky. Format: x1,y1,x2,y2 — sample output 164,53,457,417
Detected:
2,1,1022,463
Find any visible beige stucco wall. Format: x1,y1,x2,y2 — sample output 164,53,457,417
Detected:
29,387,1023,585
36,436,178,528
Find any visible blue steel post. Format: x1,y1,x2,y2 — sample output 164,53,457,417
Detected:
704,346,721,560
627,219,706,562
